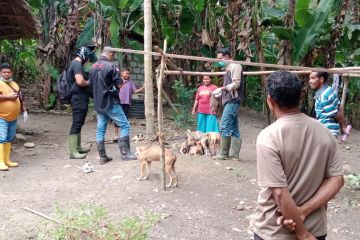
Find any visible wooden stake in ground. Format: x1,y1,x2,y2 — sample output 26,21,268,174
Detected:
157,40,168,190
341,77,349,110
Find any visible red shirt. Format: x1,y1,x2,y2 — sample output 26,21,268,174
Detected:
195,84,218,114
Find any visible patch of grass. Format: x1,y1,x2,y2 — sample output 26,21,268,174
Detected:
37,203,160,240
345,174,360,189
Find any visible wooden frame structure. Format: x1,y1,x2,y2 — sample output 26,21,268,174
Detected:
104,46,359,190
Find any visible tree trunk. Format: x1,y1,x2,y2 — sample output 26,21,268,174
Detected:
352,0,359,23
325,0,349,68
144,0,155,134
228,0,241,58
278,0,295,65
252,0,271,124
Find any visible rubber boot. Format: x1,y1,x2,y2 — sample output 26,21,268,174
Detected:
229,137,242,160
77,133,90,154
213,136,231,160
118,136,137,161
4,143,18,167
96,141,113,165
69,134,87,159
0,143,9,171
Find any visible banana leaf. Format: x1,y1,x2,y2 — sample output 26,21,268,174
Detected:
292,0,335,64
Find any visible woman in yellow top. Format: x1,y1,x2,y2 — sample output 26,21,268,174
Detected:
0,62,27,171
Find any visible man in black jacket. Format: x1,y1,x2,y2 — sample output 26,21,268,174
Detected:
67,46,97,159
89,48,136,164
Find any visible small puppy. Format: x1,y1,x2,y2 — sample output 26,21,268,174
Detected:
205,132,220,156
135,145,178,188
185,130,220,156
189,141,204,155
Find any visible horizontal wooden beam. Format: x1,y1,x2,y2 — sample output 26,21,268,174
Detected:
105,47,360,75
163,70,360,78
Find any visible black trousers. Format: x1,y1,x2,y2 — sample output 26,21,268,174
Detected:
254,233,326,240
70,94,89,135
121,104,130,119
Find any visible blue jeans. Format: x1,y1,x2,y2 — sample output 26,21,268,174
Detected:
96,104,130,142
220,102,240,138
0,118,17,143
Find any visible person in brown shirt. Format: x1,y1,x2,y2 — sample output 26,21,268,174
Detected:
254,71,344,240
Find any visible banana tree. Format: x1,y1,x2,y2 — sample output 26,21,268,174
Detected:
264,0,336,65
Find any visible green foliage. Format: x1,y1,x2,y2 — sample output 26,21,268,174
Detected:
345,78,360,126
46,64,60,109
172,80,196,128
37,203,160,240
0,40,38,83
345,174,360,189
292,0,335,64
245,76,263,111
76,17,97,48
294,0,313,27
272,27,294,41
109,11,121,47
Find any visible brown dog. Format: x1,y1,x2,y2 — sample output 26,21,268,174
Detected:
188,141,204,155
135,145,178,188
185,130,220,156
205,132,220,156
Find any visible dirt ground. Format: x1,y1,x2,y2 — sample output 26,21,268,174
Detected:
0,108,360,240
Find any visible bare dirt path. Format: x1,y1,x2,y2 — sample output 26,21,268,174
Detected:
0,108,359,240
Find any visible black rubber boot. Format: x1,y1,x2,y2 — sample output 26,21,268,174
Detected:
118,136,137,161
96,141,113,165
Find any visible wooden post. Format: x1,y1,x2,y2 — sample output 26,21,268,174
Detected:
341,77,349,110
144,0,155,134
157,40,167,190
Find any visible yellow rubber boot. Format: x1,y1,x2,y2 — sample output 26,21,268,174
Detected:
0,143,9,171
4,143,18,167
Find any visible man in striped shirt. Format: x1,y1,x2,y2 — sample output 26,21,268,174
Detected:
309,72,347,137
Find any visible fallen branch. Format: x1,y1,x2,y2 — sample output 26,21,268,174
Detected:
162,89,178,113
86,139,115,144
23,207,60,224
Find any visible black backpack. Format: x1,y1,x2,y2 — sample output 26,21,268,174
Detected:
55,65,73,104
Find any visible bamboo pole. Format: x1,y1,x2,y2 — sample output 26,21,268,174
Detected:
163,70,360,77
164,70,309,76
105,47,360,75
157,40,167,190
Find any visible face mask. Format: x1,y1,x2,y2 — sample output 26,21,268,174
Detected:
218,61,226,67
213,61,225,68
0,76,13,83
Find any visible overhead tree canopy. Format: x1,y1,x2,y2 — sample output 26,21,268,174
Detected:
0,0,38,39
